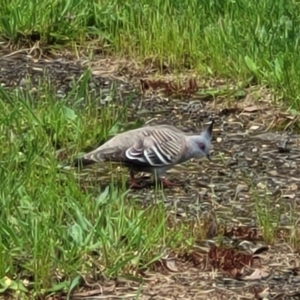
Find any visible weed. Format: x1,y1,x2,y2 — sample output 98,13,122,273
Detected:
253,188,282,244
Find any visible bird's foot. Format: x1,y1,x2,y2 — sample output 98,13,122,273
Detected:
129,178,146,189
129,170,146,189
159,177,182,187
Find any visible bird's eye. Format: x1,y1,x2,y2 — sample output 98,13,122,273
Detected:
198,142,206,151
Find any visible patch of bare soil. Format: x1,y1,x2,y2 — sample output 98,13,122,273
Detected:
1,50,300,299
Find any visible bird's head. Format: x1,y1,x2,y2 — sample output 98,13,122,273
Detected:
194,120,214,160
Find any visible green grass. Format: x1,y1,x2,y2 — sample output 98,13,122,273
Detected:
253,189,282,245
1,0,300,108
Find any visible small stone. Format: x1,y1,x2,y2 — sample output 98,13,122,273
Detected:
217,137,222,143
257,182,267,189
235,184,249,196
288,183,298,191
19,78,27,86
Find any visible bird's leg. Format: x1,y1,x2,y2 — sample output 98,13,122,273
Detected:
152,170,181,187
129,170,145,188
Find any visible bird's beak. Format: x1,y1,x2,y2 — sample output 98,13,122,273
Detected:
206,154,211,161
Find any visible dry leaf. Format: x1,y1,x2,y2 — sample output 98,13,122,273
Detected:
243,268,269,280
243,105,260,112
163,259,178,272
257,287,270,299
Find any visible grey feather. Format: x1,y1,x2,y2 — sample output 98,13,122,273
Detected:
82,121,214,179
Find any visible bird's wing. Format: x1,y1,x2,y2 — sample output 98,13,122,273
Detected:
83,145,123,162
82,125,186,168
125,127,185,167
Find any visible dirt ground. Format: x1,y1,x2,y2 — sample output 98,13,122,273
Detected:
1,49,300,299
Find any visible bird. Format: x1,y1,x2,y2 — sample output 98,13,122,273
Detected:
78,120,214,188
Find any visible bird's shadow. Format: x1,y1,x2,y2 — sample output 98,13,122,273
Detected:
96,178,183,192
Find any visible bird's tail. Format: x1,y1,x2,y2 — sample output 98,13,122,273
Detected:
57,157,97,171
72,157,97,168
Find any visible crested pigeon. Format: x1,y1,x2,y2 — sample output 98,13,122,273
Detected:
81,120,214,188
